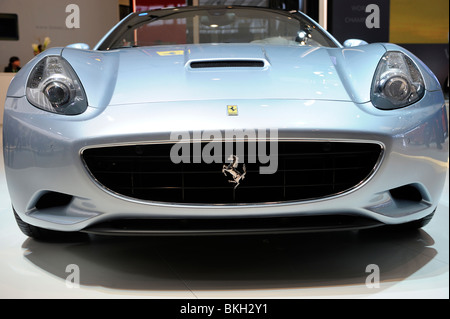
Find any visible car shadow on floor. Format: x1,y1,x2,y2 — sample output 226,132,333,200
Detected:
20,226,441,295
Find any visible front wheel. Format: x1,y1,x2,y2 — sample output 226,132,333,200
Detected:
13,209,89,242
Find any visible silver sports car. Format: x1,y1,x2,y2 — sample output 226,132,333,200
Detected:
3,6,448,240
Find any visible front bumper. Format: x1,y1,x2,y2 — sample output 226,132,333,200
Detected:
3,92,448,234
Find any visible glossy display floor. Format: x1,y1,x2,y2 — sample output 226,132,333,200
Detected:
0,128,448,299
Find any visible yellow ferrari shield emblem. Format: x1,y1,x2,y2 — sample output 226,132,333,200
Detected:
156,50,184,56
227,105,238,116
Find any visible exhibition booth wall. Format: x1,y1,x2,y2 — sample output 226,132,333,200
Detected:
0,0,120,72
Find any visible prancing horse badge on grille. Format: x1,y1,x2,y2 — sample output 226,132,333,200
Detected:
222,155,246,189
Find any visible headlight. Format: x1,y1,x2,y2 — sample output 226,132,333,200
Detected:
371,51,425,110
26,56,87,115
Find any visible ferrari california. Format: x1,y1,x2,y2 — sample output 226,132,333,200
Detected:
3,6,448,240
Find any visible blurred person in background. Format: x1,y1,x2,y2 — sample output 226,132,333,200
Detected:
4,56,21,73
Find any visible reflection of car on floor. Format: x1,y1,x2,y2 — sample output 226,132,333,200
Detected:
3,6,448,240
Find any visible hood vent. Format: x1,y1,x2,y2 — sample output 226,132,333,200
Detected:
190,60,265,69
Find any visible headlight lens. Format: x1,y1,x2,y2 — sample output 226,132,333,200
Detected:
26,56,87,115
371,51,425,110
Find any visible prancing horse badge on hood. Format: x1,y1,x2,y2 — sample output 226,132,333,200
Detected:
227,105,238,116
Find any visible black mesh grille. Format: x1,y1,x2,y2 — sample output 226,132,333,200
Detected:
81,142,382,204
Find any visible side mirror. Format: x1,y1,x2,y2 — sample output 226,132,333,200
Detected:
343,39,369,47
66,43,90,50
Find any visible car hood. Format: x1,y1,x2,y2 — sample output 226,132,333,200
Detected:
61,43,388,107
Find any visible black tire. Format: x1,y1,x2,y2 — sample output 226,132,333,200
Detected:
13,209,89,242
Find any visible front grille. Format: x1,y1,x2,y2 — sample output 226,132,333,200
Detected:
82,141,382,204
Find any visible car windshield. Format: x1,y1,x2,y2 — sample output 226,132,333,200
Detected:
103,7,338,50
